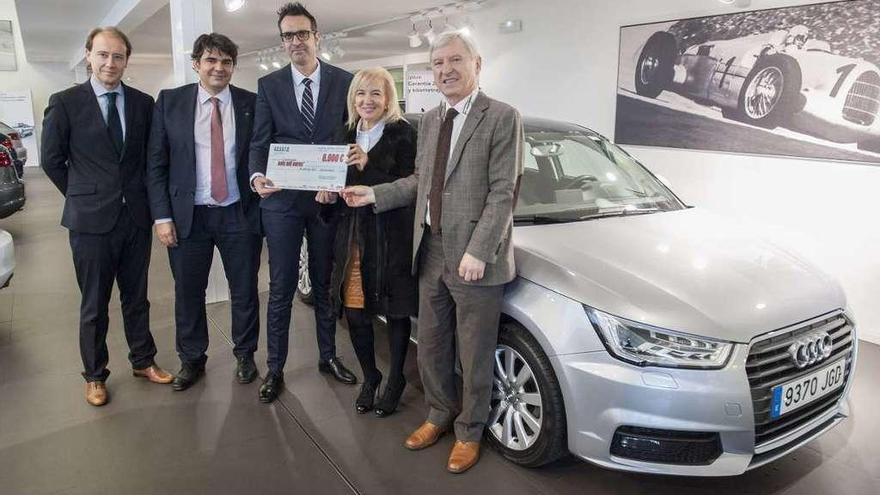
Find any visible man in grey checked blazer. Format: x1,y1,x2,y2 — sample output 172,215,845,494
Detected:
342,31,523,473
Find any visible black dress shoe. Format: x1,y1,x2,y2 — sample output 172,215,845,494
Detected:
356,371,382,414
172,364,205,391
259,372,284,403
375,376,407,418
235,355,258,384
318,357,357,385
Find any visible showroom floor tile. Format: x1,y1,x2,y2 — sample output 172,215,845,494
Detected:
0,171,877,494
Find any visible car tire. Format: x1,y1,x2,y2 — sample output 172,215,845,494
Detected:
728,54,802,128
634,31,678,98
857,136,880,153
486,322,567,467
296,238,314,306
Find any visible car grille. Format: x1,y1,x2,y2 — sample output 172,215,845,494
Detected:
842,71,880,126
745,311,854,448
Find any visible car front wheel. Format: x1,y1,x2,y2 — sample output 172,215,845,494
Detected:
726,54,801,128
486,323,567,467
857,136,880,153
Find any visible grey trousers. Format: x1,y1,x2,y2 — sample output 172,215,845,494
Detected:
418,232,504,442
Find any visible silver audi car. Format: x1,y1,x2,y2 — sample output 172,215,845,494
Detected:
299,114,857,476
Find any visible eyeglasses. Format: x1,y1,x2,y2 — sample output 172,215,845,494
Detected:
280,30,315,43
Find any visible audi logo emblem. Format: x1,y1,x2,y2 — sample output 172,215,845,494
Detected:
787,331,834,369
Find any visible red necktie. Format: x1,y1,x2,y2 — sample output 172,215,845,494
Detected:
210,97,228,203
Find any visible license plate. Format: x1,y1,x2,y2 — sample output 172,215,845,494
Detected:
770,358,846,419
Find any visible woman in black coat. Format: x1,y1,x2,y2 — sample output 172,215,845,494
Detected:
317,67,417,416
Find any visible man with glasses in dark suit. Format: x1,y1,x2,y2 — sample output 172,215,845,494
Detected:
42,27,173,407
249,2,355,403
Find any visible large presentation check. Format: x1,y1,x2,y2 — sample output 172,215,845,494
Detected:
265,144,349,191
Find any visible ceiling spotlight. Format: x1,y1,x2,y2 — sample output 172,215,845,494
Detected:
423,21,436,45
408,24,422,48
320,48,332,61
331,44,345,59
271,59,281,69
224,0,246,12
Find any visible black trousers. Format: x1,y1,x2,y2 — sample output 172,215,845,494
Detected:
262,208,337,374
69,207,156,382
168,204,262,367
345,307,411,384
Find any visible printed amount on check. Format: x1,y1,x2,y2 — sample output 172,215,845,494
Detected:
265,144,349,191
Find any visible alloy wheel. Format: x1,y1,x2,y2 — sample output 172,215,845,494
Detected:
488,344,544,451
297,240,311,296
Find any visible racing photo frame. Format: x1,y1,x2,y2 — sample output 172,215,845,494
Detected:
615,0,880,164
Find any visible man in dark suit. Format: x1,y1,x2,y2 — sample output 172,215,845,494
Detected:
42,27,173,407
249,2,355,403
343,32,523,473
146,33,261,392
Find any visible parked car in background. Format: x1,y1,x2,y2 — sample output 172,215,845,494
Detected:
11,122,33,138
0,228,13,289
0,144,24,218
0,121,27,176
298,113,857,476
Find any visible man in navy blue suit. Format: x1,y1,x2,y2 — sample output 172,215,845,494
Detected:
147,33,262,392
42,27,174,406
249,2,356,403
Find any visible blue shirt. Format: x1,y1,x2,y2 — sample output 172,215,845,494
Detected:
90,75,126,139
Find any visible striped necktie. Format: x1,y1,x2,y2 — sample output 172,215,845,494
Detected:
301,77,315,136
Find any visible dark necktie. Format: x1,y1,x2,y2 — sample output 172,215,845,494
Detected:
428,108,459,234
301,78,315,136
105,92,123,157
209,97,228,203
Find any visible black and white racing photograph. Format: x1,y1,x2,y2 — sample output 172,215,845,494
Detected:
616,0,880,163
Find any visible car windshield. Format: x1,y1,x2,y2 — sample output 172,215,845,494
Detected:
515,130,685,223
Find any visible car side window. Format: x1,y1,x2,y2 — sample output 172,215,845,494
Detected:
523,141,540,171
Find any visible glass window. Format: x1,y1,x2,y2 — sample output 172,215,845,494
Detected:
515,130,684,222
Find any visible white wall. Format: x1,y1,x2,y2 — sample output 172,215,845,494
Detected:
0,0,75,167
466,0,879,344
123,57,176,98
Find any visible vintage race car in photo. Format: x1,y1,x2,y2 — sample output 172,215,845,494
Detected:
297,113,858,476
635,26,880,151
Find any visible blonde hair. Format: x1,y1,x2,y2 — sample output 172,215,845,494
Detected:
346,67,403,130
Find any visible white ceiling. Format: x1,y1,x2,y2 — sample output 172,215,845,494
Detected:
15,0,121,62
15,0,459,65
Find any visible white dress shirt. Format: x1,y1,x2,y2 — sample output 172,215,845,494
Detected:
155,84,240,225
356,119,385,153
90,75,126,139
194,84,240,206
291,61,321,115
426,87,479,226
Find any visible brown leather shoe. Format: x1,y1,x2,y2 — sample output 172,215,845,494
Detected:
404,421,447,450
133,364,173,384
85,381,108,407
447,441,481,474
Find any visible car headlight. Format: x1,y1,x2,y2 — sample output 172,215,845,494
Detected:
585,306,733,369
